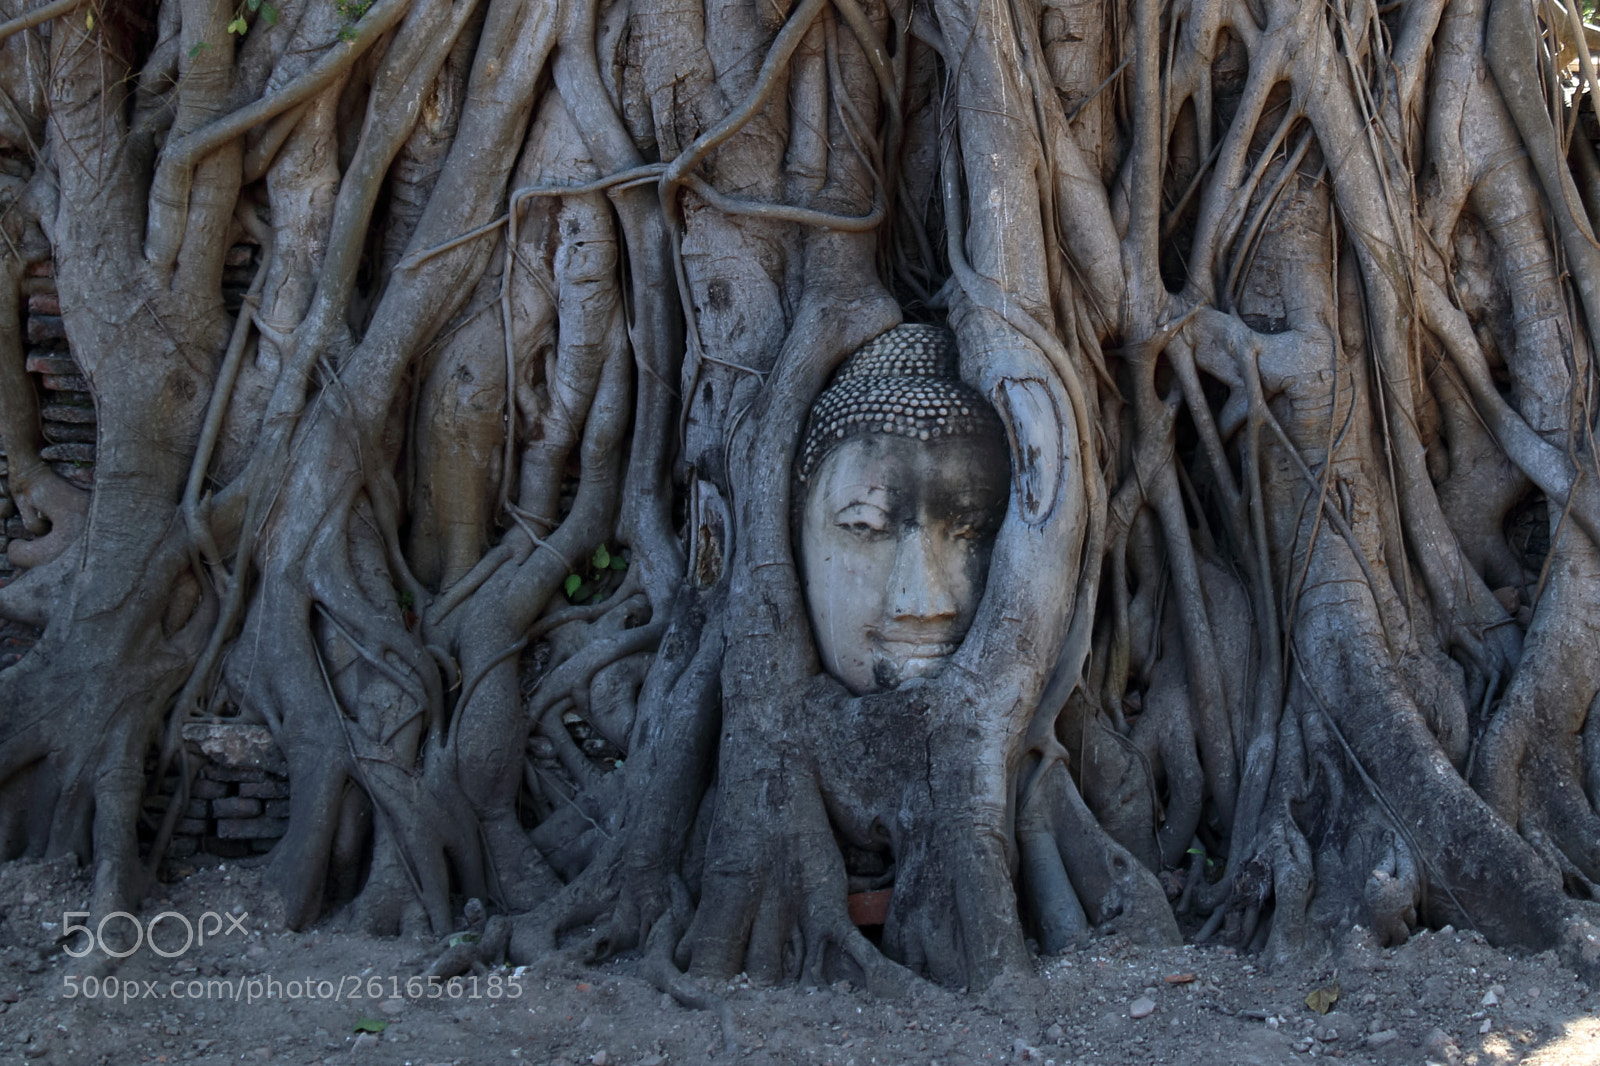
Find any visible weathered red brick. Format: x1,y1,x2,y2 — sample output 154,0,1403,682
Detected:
237,779,290,799
25,354,77,376
211,796,262,818
41,374,91,393
25,315,64,344
215,818,288,840
40,403,95,424
190,778,230,799
40,443,94,464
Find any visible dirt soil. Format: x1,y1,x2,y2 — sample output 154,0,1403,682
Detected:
0,856,1596,1066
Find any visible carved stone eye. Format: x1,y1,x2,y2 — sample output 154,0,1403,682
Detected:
836,502,891,537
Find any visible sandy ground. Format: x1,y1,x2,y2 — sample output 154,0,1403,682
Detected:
0,855,1597,1066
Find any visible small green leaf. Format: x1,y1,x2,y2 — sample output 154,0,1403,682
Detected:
589,592,604,604
353,1017,388,1033
227,15,248,33
592,544,610,569
187,40,210,56
609,554,628,571
447,932,480,948
564,573,581,598
246,0,259,11
337,24,358,41
84,12,94,29
260,3,277,24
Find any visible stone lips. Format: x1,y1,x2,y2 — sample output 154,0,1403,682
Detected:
797,323,1004,483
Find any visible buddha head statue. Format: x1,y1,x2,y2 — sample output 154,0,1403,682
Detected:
796,324,1010,695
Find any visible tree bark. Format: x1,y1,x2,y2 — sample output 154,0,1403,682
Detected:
4,0,1600,990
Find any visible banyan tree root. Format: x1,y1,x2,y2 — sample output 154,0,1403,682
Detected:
5,0,1600,996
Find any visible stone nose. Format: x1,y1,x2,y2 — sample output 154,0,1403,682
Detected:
886,526,959,625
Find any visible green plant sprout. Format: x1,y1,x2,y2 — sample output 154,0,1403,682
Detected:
225,0,277,37
563,543,629,602
335,0,371,41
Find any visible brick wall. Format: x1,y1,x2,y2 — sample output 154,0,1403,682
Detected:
0,583,37,670
0,262,94,584
0,265,72,669
166,724,290,869
2,247,284,872
1,244,257,574
24,270,96,488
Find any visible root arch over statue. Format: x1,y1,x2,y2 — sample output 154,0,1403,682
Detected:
3,0,1600,991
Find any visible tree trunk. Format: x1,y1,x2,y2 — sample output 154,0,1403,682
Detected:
5,0,1600,991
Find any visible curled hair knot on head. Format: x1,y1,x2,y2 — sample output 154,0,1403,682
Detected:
797,324,1006,484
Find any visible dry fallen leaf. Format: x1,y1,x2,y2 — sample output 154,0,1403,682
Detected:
1164,973,1196,984
1305,982,1341,1014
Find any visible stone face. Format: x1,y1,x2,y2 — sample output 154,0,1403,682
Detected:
216,818,289,840
799,429,1007,695
183,722,288,773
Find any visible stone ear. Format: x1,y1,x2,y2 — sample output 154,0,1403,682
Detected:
992,377,1063,525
